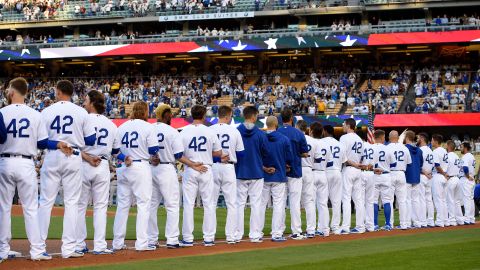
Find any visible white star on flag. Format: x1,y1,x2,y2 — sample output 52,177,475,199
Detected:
472,38,480,42
188,45,213,52
0,50,3,54
259,117,267,127
21,49,30,56
296,36,306,45
325,35,329,39
314,42,319,48
219,39,230,45
264,38,278,50
340,35,357,47
232,40,247,51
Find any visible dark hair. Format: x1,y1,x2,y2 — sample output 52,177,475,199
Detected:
344,118,356,130
462,142,472,151
56,80,74,96
418,132,429,143
191,105,206,120
355,128,366,141
432,134,444,144
9,77,28,96
218,105,233,118
87,90,106,114
295,120,308,133
374,129,385,139
405,130,416,142
243,106,258,120
310,122,323,139
280,108,293,123
323,125,334,136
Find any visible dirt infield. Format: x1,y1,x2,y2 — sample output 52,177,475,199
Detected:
2,223,478,270
11,205,118,218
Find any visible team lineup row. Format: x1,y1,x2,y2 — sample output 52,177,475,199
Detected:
0,77,477,263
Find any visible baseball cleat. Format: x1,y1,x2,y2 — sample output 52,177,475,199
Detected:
0,258,4,264
166,244,180,249
77,247,89,254
350,228,365,234
226,239,237,245
290,234,306,240
203,241,215,247
306,233,315,239
235,239,241,244
93,249,114,255
112,245,128,251
149,242,161,248
180,240,194,247
135,245,156,251
333,229,342,235
250,237,263,243
395,226,408,230
340,229,350,235
271,236,287,242
31,252,52,261
8,250,22,258
63,251,84,259
373,225,380,232
382,225,393,231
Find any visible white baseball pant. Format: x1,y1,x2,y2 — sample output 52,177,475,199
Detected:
76,160,110,252
446,176,464,225
313,170,329,235
406,183,421,228
431,173,449,226
461,177,476,224
109,179,117,206
0,158,45,259
301,167,315,235
373,173,393,226
235,179,264,240
259,182,286,238
326,170,342,233
341,167,365,232
212,163,237,242
362,171,375,231
419,174,435,227
389,171,408,228
287,177,303,235
112,161,153,250
38,150,82,257
182,166,216,242
148,164,180,246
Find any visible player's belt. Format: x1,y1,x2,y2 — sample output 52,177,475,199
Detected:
132,159,148,162
0,153,32,160
215,161,235,164
302,166,312,169
382,171,390,174
159,162,174,165
391,170,405,172
447,175,459,179
312,169,325,172
100,156,109,161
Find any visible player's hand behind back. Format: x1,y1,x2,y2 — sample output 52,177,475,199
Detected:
191,162,208,173
58,142,73,156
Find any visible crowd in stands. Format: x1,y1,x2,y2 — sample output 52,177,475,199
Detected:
0,0,65,21
430,14,480,26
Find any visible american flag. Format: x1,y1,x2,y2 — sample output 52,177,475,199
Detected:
367,100,375,144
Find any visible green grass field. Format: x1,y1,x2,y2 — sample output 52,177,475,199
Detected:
66,228,480,270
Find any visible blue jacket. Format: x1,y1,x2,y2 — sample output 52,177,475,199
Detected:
405,144,423,184
277,125,308,178
263,131,293,182
236,124,269,180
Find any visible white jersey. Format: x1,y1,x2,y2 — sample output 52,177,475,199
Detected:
432,147,448,174
420,145,434,174
179,124,221,166
313,138,332,171
41,101,95,149
83,113,120,159
459,152,476,178
323,136,347,171
361,142,375,166
372,143,395,173
117,119,158,160
0,104,48,156
340,132,363,164
302,135,317,168
387,142,412,171
153,122,183,163
445,152,461,177
209,123,244,163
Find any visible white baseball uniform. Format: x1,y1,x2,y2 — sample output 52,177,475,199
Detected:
148,122,182,246
361,142,375,232
179,124,221,243
210,123,244,242
419,145,435,227
340,132,364,232
112,119,158,251
372,143,395,226
0,104,48,260
323,136,347,233
387,142,412,229
38,101,95,258
460,152,476,224
301,135,317,236
313,137,332,236
431,147,449,226
76,113,119,253
445,151,463,225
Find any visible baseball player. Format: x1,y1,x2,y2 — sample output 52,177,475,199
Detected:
445,140,463,226
358,131,375,232
417,133,435,227
148,104,182,249
210,106,244,244
178,105,222,247
259,116,292,242
387,130,412,230
404,131,423,228
76,90,119,255
322,125,346,235
459,142,476,225
277,108,309,240
112,101,159,251
38,80,96,258
235,106,269,243
340,118,365,234
371,130,395,231
309,122,331,237
431,134,449,227
0,78,51,261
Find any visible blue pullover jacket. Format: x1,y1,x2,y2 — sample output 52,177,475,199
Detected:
263,131,293,182
235,123,269,180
